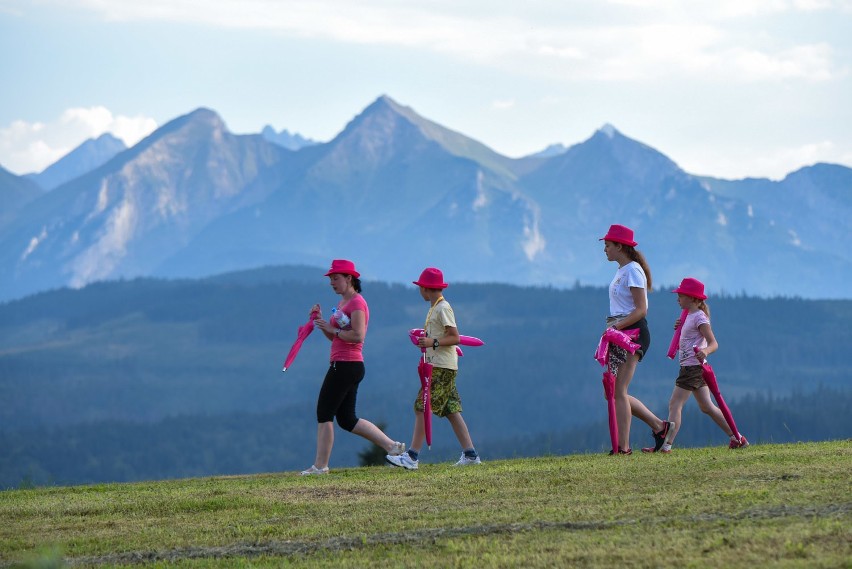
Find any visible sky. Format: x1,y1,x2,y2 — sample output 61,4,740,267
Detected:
1,0,851,180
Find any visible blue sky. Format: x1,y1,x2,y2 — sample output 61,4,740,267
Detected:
1,0,850,180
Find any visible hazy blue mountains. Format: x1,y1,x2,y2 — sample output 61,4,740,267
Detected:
1,95,850,302
0,109,291,301
25,132,127,191
0,165,44,232
158,96,542,285
514,126,852,295
260,125,318,151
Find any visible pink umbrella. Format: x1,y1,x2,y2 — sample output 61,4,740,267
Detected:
601,370,618,454
667,309,689,359
694,347,742,441
408,328,485,355
281,311,319,372
594,327,640,454
418,353,433,448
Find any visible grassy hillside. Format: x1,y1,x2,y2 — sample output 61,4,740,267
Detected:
1,441,849,568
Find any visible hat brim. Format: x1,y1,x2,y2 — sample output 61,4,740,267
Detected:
599,236,638,247
413,280,448,289
326,270,360,278
671,288,707,300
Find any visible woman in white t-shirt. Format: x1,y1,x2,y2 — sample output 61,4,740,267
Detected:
647,277,748,453
601,224,673,455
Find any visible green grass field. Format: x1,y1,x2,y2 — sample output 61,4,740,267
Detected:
1,441,850,568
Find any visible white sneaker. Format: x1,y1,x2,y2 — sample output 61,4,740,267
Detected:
454,453,481,466
386,453,419,470
388,441,407,456
300,465,329,476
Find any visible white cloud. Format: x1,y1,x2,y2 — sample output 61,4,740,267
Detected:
678,140,852,180
491,99,516,111
606,0,834,18
728,43,836,81
21,0,844,84
0,107,156,174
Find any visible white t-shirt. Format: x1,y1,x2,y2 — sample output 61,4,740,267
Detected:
608,261,647,316
678,309,710,366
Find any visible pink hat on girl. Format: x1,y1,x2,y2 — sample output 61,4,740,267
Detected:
672,277,707,300
413,267,448,289
324,259,360,278
599,224,638,247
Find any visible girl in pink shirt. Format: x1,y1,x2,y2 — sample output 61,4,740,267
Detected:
646,277,748,453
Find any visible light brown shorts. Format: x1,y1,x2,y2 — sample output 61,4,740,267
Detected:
675,365,706,391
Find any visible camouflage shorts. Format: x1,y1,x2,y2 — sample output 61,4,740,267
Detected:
414,367,463,417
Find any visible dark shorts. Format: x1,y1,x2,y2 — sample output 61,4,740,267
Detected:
675,365,706,391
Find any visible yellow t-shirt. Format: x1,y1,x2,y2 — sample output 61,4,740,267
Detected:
424,300,458,371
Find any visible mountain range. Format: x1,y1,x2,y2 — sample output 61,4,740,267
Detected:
25,132,128,191
1,95,850,302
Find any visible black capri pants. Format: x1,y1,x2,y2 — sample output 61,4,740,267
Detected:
316,361,364,432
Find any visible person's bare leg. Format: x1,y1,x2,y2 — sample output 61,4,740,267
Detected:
313,421,334,469
351,418,398,451
614,355,638,450
447,412,474,449
409,410,426,452
693,387,734,436
629,395,666,433
666,387,692,445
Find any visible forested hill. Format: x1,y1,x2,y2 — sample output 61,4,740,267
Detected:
1,266,850,487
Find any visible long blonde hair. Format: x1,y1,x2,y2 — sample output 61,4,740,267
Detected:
697,299,711,317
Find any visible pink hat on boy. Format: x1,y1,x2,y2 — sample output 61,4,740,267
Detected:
599,224,638,247
324,259,360,278
413,267,448,289
672,277,707,300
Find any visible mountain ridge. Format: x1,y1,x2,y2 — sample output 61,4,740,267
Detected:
1,95,850,301
25,132,127,191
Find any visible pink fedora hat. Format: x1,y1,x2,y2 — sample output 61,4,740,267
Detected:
413,267,448,289
672,277,707,300
599,224,637,247
324,259,360,278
